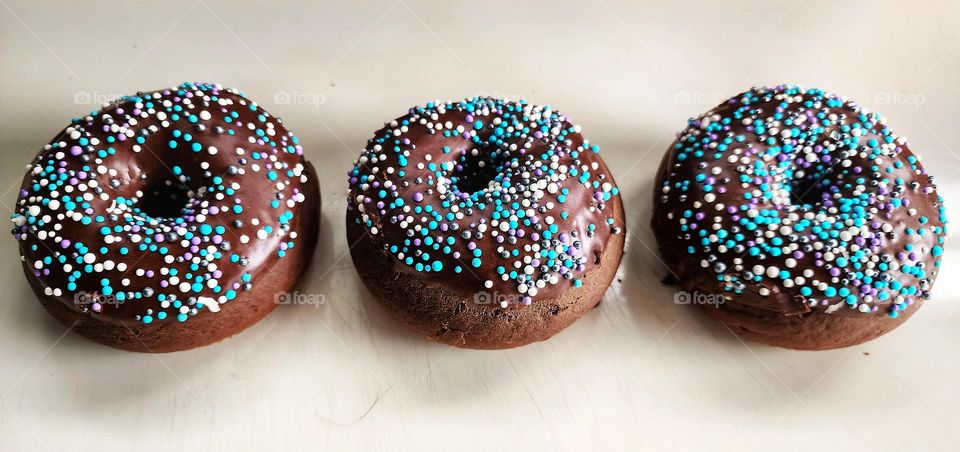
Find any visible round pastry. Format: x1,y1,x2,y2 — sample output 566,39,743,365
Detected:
11,82,321,352
652,85,947,350
347,97,625,349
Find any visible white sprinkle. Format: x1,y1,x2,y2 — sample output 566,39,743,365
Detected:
199,296,220,312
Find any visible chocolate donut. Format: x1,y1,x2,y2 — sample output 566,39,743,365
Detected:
10,82,320,352
652,85,947,350
347,97,624,349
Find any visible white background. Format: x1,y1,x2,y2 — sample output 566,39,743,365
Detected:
1,1,958,451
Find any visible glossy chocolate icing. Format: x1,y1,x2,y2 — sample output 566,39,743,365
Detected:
347,98,623,305
651,85,947,348
12,82,318,336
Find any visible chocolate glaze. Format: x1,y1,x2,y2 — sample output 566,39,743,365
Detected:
11,82,320,351
347,98,623,303
651,85,947,349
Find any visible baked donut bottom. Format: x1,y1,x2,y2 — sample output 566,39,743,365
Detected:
658,249,918,351
21,163,321,353
656,223,919,351
695,294,915,350
347,195,625,350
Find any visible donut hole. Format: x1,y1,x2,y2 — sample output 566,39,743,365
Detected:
449,147,510,195
787,159,864,209
137,176,197,219
788,171,833,207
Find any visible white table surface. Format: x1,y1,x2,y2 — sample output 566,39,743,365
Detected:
1,1,958,450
